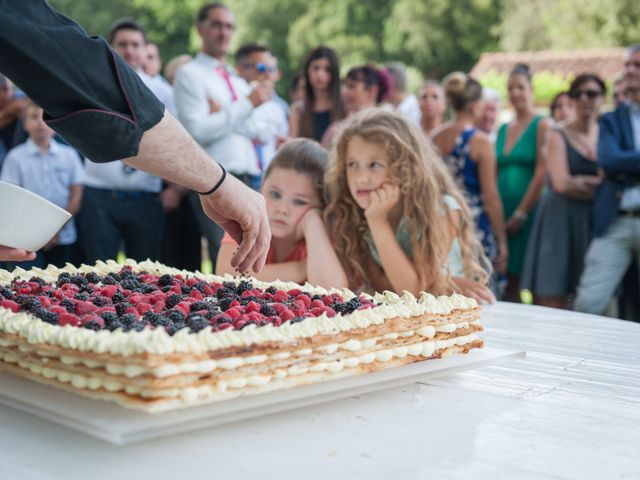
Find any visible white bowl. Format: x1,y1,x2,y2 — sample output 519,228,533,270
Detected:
0,181,72,252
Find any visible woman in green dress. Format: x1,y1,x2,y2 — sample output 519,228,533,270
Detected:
496,64,551,302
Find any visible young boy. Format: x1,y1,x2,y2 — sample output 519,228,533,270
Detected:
0,100,84,269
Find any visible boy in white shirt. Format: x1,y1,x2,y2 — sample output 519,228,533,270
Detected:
1,100,83,268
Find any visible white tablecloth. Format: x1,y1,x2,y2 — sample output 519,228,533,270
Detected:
0,302,638,479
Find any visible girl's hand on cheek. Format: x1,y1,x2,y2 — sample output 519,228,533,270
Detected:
295,207,323,238
364,183,400,224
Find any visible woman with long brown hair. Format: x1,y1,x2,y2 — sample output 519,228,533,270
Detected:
288,46,344,141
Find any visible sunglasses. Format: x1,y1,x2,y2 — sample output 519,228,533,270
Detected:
569,89,602,100
240,63,276,74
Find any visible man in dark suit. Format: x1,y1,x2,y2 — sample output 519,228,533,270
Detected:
574,45,640,315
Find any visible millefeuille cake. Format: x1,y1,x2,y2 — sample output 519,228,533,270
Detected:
0,260,483,413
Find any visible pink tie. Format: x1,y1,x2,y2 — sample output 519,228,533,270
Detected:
215,64,263,174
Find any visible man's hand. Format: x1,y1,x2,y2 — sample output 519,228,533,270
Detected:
0,245,36,262
200,174,270,273
364,184,401,224
248,84,272,107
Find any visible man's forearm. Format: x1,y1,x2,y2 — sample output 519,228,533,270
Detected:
122,110,223,194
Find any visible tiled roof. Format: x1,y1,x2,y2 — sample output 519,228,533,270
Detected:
470,48,626,80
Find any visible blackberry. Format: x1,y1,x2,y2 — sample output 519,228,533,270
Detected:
82,321,102,331
14,294,31,305
85,272,102,284
111,290,125,303
157,274,174,287
130,322,146,332
100,311,119,323
102,275,118,285
218,296,237,312
190,301,211,312
191,282,207,294
216,286,233,299
142,311,168,327
237,280,253,294
35,309,59,325
290,316,305,324
92,296,110,307
60,298,75,313
186,313,209,333
121,279,141,292
260,304,276,317
74,292,90,301
215,316,232,325
167,310,186,323
161,285,173,293
141,283,157,294
118,267,135,278
56,273,72,287
331,302,349,315
79,284,95,295
115,302,132,317
119,313,136,328
20,298,41,312
311,294,323,302
166,321,187,336
44,290,57,298
101,312,121,331
180,285,191,295
0,287,14,300
222,281,237,292
204,309,220,320
165,294,183,309
29,277,47,286
70,275,88,287
265,286,278,295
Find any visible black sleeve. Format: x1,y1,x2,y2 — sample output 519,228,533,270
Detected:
0,0,164,162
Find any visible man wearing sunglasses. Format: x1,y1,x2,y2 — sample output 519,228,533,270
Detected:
574,44,640,316
235,44,288,169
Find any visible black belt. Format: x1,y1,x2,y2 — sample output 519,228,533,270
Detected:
618,209,640,217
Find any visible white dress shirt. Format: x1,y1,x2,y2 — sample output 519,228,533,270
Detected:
383,94,422,127
173,52,274,176
254,99,288,169
82,69,168,192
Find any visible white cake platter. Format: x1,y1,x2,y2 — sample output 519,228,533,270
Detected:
0,346,524,444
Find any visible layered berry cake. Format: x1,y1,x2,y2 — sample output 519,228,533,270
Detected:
0,260,483,412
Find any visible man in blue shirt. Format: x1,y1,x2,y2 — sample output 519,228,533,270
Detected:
574,44,640,315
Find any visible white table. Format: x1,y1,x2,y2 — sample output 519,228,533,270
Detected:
1,302,638,480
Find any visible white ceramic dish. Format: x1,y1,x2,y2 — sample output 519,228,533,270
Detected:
0,347,524,444
0,180,72,252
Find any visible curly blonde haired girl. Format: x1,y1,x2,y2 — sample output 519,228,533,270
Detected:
325,108,494,301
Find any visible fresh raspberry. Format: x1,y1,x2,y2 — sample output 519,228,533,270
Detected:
80,315,105,328
152,301,166,313
310,307,325,317
189,289,203,300
59,313,80,326
246,311,262,322
295,294,311,308
280,309,295,322
37,296,52,308
271,303,288,315
273,290,289,303
217,323,233,331
149,292,165,304
95,306,116,315
75,301,97,315
311,299,325,309
225,307,242,320
1,300,19,313
271,317,283,327
291,300,306,317
245,301,261,313
186,277,198,287
128,293,143,305
100,285,119,298
230,299,241,308
136,303,152,315
175,301,192,315
325,307,337,318
287,288,302,297
49,306,68,315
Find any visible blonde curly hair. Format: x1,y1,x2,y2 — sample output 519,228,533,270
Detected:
324,108,490,294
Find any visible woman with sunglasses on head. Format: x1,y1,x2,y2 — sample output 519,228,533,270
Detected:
496,63,552,302
521,74,605,308
288,46,344,142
